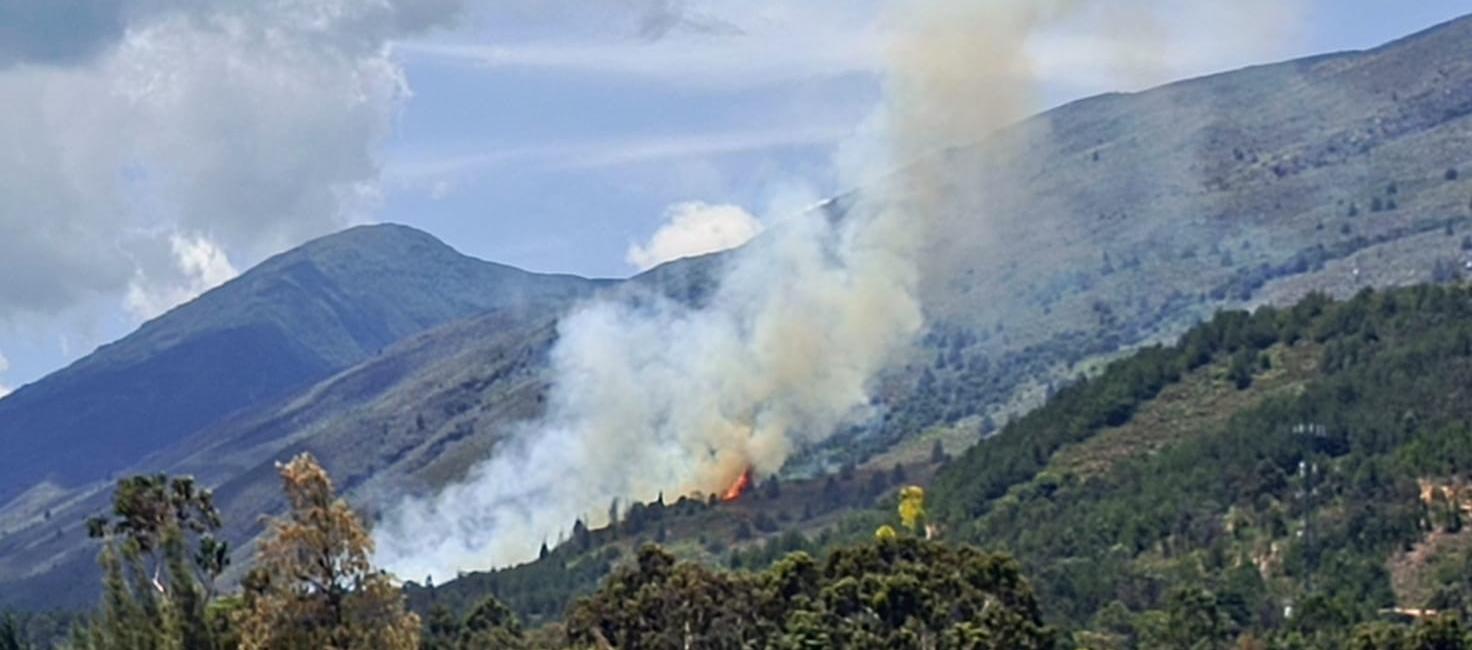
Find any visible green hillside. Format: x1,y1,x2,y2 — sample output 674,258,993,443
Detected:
413,282,1472,648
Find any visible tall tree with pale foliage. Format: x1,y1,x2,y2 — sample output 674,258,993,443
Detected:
234,453,418,650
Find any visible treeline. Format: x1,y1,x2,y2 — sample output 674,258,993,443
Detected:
3,457,1053,649
408,461,927,627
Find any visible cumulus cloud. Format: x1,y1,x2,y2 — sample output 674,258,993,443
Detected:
0,0,461,325
625,202,764,270
125,234,240,320
0,348,9,398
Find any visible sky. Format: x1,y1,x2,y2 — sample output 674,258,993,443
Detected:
0,0,1468,395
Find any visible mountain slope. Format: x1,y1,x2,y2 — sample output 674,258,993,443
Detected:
0,224,602,501
924,283,1472,645
7,12,1472,613
415,282,1472,647
838,11,1472,459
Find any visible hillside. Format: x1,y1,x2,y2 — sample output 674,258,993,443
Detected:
420,282,1472,648
0,224,600,504
799,12,1472,467
926,283,1472,646
7,12,1472,613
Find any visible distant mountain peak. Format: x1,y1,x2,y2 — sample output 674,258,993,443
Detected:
0,222,599,504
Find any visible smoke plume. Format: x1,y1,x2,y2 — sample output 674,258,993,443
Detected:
374,0,1080,580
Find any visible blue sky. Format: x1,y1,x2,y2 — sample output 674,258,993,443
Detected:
0,0,1469,392
376,0,1472,277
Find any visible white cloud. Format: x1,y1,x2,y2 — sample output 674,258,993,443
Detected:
626,201,763,270
125,234,239,320
0,1,461,325
0,349,9,398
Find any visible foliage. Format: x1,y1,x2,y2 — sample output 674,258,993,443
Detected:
72,473,231,650
420,597,528,650
899,486,926,534
233,453,419,650
926,284,1472,646
565,537,1054,649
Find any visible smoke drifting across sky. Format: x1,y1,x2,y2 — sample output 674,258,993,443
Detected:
373,0,1086,580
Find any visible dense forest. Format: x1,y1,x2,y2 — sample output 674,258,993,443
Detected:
9,283,1472,648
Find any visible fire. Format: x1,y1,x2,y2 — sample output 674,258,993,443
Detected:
721,467,753,502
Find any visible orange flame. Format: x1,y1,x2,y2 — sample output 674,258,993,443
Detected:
721,467,753,502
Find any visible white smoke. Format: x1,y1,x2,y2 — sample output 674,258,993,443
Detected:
377,193,922,575
375,0,1279,578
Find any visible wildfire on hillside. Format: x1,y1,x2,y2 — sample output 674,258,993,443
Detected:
721,467,753,502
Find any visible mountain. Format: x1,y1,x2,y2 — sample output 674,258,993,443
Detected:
0,223,602,502
6,13,1472,612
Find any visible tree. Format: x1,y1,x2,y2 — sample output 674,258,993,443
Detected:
457,597,525,649
566,539,1052,649
606,498,620,535
234,453,418,650
420,605,458,650
899,486,927,534
930,439,948,464
1228,349,1256,390
1154,588,1233,649
0,613,28,650
78,474,230,650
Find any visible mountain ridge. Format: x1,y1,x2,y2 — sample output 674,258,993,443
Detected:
0,223,605,502
6,12,1472,610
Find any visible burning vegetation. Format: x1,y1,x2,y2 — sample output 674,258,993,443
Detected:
721,467,753,502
